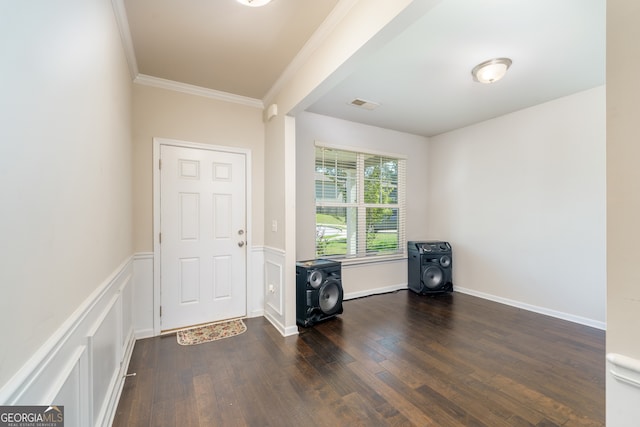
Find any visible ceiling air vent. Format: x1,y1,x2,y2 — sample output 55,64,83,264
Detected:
349,98,380,111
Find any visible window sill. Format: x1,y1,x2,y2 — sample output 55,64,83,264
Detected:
324,254,407,267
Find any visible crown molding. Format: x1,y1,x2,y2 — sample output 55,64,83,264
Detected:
111,0,138,79
113,0,356,110
111,0,262,109
262,0,359,106
134,74,264,109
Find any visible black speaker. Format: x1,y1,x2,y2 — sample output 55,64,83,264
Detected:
408,241,453,295
296,259,343,327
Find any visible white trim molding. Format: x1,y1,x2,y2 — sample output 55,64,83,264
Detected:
135,74,263,109
0,257,136,427
263,246,298,337
110,0,263,109
608,353,640,389
262,0,359,106
455,286,606,330
110,0,139,79
607,352,640,426
132,252,155,339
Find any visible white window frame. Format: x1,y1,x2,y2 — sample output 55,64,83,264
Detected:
315,142,407,263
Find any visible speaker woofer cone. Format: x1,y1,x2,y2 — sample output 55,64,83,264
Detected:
318,279,342,314
422,266,444,289
308,270,323,289
439,255,451,268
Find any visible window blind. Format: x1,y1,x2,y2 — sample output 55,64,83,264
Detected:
315,145,406,259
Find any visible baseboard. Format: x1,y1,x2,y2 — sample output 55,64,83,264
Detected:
343,284,605,330
264,310,298,337
455,286,606,330
248,309,265,318
134,328,155,340
0,256,137,427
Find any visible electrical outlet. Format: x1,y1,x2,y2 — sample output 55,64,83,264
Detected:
271,220,278,232
268,284,275,293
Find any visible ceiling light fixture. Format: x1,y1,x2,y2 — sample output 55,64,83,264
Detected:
471,58,512,84
236,0,272,7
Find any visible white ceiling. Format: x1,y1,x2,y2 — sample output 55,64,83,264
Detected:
122,0,606,137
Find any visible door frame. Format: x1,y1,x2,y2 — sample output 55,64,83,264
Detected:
152,137,252,336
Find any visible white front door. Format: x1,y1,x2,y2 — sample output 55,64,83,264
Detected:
160,144,247,331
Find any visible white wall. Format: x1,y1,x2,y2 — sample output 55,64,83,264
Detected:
0,0,133,393
606,0,640,424
428,86,606,327
295,112,429,297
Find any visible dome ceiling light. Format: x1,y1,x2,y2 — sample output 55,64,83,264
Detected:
236,0,272,7
471,58,512,84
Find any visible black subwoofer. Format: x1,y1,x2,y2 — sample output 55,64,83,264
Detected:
408,241,453,295
296,259,343,327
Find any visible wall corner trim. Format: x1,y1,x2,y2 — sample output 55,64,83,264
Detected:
608,353,640,389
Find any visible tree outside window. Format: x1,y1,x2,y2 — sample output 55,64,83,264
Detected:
315,146,405,259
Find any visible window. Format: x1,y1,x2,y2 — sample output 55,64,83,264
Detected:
315,145,406,259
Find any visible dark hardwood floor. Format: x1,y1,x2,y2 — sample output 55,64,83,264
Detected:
113,291,605,426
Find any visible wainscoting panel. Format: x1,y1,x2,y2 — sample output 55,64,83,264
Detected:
88,294,120,426
53,346,89,426
607,353,640,426
132,253,154,338
121,270,133,347
263,247,287,335
265,260,283,315
0,257,136,427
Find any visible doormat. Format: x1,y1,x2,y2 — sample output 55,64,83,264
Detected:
176,319,246,346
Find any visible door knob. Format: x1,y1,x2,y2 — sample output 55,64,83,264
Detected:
238,241,245,247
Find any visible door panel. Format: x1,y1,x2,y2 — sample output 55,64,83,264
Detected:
160,144,246,331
